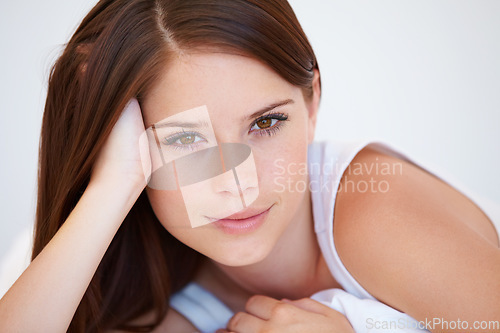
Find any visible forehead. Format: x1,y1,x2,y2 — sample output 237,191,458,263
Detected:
141,52,301,126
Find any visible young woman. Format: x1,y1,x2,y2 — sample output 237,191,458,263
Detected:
0,0,498,332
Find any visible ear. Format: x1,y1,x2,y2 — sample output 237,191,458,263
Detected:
307,69,321,144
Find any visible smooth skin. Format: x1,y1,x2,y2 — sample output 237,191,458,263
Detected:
0,51,499,333
334,147,500,332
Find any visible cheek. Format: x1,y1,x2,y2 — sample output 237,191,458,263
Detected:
256,120,309,189
255,139,309,205
146,187,190,229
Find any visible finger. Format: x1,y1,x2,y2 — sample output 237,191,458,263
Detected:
138,128,152,185
244,295,282,320
116,98,143,132
227,311,265,333
282,297,342,317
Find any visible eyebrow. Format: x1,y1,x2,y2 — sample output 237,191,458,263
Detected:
151,119,211,129
245,99,295,121
149,99,294,128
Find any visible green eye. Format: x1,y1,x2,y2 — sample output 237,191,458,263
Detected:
179,134,196,144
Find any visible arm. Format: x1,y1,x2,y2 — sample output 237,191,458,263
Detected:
0,180,143,332
334,147,500,333
0,99,148,332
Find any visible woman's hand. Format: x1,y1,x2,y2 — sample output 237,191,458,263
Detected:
217,295,355,333
90,98,151,191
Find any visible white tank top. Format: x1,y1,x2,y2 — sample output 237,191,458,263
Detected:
169,140,500,332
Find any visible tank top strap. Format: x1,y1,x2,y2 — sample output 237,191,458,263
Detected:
307,139,500,300
308,140,378,300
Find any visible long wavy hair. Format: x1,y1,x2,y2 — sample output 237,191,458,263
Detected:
34,0,319,331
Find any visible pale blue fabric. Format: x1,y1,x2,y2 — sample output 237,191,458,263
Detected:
169,282,234,333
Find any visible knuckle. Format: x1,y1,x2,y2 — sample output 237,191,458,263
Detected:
270,303,292,318
245,294,261,308
227,312,244,330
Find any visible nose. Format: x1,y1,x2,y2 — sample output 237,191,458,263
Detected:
211,143,259,204
211,168,243,197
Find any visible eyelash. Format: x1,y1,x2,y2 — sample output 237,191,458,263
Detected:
161,112,289,150
249,112,289,137
162,130,206,151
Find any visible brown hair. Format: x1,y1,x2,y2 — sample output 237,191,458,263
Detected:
34,0,319,331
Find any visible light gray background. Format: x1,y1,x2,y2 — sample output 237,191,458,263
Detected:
1,0,499,258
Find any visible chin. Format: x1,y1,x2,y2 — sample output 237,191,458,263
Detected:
209,238,274,267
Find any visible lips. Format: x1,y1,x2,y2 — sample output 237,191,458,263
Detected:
206,204,273,235
221,206,270,220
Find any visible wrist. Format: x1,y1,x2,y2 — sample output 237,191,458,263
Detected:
86,176,146,210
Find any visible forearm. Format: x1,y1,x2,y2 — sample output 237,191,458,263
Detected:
0,180,143,332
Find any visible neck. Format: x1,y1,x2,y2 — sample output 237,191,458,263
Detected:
207,189,338,302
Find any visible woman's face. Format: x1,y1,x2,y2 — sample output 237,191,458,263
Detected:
141,51,319,266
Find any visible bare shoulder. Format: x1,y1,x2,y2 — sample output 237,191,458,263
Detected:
108,307,197,333
335,145,499,246
333,146,500,328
